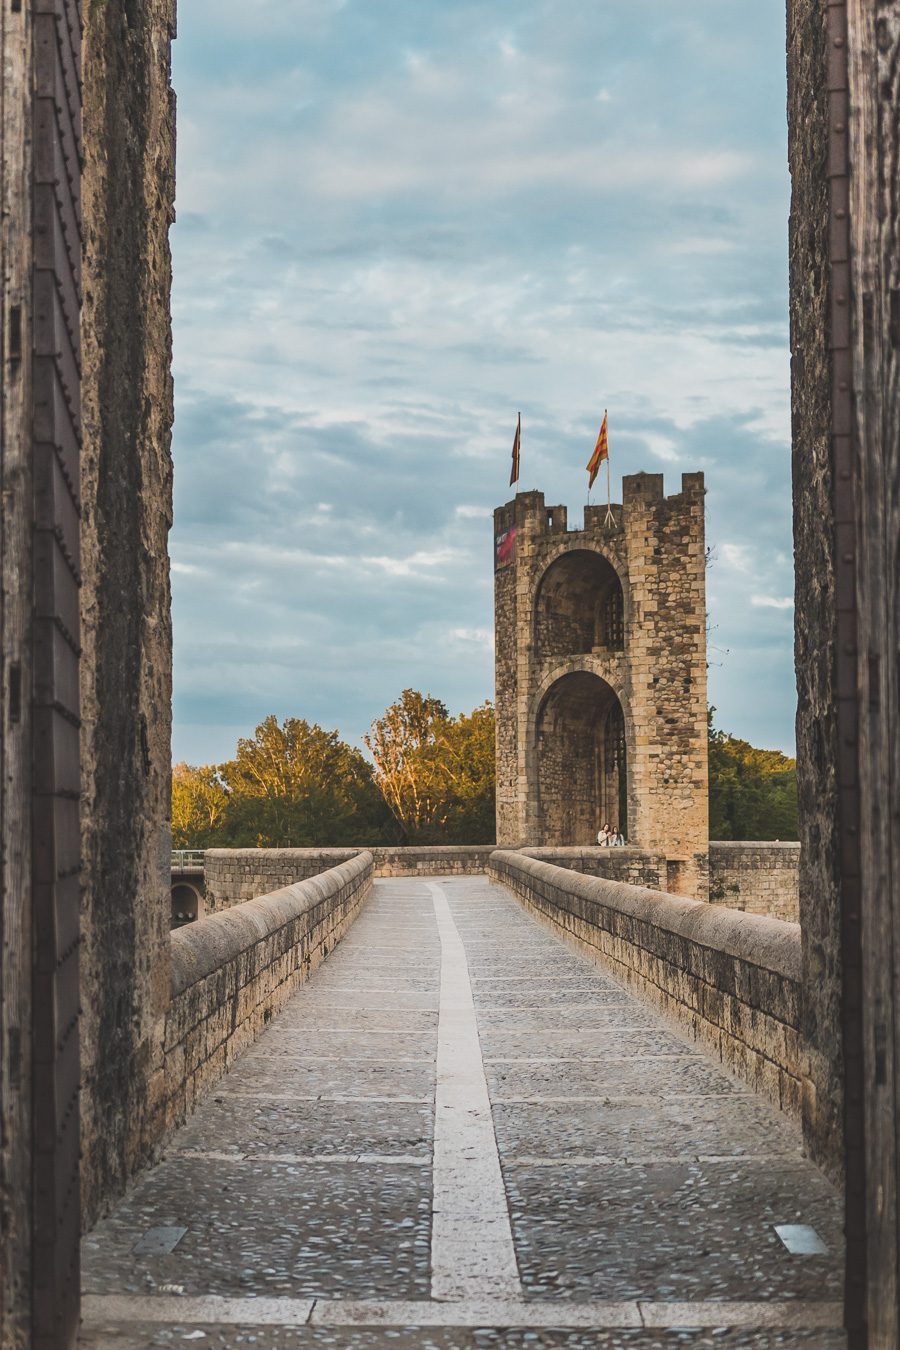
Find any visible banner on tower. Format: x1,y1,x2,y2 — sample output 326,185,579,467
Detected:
495,524,518,572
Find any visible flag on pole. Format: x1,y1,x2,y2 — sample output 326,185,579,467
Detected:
586,411,608,489
509,412,521,488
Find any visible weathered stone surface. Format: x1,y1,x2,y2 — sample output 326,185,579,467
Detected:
371,845,495,877
517,846,668,890
165,853,374,1136
488,851,803,1116
203,846,496,910
494,475,709,898
79,0,176,1226
786,0,844,1182
708,843,800,922
81,875,843,1346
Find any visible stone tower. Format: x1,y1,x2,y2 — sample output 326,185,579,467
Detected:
494,472,709,896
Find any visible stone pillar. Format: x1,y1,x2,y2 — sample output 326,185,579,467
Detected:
620,473,709,896
788,0,900,1341
493,496,525,845
79,0,176,1228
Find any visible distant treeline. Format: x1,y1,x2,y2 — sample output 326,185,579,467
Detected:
172,695,798,849
172,690,495,849
707,712,799,841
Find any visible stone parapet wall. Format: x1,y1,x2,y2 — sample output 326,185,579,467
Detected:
371,845,495,876
709,843,801,922
517,847,667,891
204,846,495,908
488,850,803,1118
204,849,361,911
165,853,373,1134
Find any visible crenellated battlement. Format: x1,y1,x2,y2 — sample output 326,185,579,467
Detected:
494,472,705,542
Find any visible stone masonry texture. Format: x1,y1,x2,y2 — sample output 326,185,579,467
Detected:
79,0,176,1227
787,0,844,1181
494,474,709,899
79,874,843,1347
199,845,798,919
518,846,799,920
489,851,804,1119
164,852,373,1137
708,844,801,923
203,846,495,910
517,847,669,891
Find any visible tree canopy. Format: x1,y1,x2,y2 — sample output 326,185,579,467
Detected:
364,690,495,843
708,712,798,841
170,697,496,848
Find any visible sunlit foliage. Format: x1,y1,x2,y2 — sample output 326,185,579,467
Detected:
170,697,497,848
708,711,798,841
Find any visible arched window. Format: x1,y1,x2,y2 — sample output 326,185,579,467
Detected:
534,550,625,660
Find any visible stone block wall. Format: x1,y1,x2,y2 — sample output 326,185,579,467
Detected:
204,849,361,912
204,845,495,909
709,843,801,922
517,847,668,891
371,845,495,877
787,0,845,1188
488,850,803,1117
165,853,373,1134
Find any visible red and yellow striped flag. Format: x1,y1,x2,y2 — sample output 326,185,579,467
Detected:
586,412,608,489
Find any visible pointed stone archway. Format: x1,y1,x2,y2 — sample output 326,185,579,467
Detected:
535,671,628,846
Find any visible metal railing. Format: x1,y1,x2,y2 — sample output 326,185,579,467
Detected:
171,849,205,870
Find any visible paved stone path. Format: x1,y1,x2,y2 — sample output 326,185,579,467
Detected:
80,877,846,1348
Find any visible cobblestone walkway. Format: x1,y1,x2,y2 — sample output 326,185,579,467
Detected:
80,877,846,1348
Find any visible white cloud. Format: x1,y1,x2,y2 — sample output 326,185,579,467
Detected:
170,0,798,760
720,543,756,574
366,548,462,578
450,627,494,650
751,594,794,610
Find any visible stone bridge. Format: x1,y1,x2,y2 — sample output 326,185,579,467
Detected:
81,851,843,1345
3,0,898,1344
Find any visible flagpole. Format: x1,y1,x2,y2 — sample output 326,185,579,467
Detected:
604,409,615,527
517,411,521,497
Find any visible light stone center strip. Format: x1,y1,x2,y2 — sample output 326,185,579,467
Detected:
79,1295,845,1331
428,881,521,1301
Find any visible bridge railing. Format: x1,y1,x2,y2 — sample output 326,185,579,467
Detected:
166,851,374,1131
171,849,205,869
488,848,802,1120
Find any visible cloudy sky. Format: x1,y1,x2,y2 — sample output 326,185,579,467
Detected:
170,0,796,767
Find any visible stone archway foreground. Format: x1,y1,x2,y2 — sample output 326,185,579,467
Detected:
0,1,898,1347
536,671,627,845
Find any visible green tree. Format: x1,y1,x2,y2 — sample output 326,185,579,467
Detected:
708,711,798,840
171,762,230,848
363,690,451,838
364,691,496,843
170,717,391,849
220,715,388,846
435,701,496,843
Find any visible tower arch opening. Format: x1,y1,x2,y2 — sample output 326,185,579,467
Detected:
535,671,628,845
534,549,624,661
